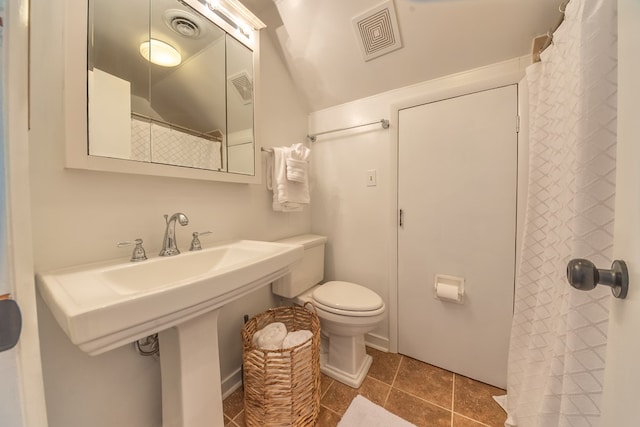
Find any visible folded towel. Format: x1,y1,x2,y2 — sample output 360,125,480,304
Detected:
253,322,288,350
290,143,311,161
282,330,313,348
266,147,300,211
268,146,309,211
286,143,310,183
286,158,308,183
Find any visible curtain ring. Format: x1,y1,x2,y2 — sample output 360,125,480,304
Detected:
559,0,569,13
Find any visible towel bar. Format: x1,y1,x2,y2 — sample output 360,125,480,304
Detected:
307,119,389,142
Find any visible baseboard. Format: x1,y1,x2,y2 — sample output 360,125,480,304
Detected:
365,332,390,353
221,367,243,399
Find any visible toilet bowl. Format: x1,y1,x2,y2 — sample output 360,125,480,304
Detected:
296,282,385,387
272,235,386,388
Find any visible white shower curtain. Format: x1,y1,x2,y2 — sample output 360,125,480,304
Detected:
506,1,617,426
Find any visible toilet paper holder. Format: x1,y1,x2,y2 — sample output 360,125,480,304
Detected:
434,274,465,304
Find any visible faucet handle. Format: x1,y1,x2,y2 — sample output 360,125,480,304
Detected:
117,238,148,262
189,231,212,251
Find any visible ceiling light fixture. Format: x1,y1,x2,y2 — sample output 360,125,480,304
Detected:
207,0,221,9
139,39,182,67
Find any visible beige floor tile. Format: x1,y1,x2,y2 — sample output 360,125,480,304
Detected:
316,406,342,427
453,375,506,427
357,376,392,407
320,374,334,398
224,414,235,426
384,388,451,427
223,387,245,420
393,356,454,409
232,410,246,427
367,347,403,385
320,380,359,416
453,413,487,427
227,349,511,427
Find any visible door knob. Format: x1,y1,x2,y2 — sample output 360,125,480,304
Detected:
566,259,629,299
0,296,22,352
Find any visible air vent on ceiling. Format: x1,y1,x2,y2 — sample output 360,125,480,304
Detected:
163,9,205,39
228,71,253,104
170,17,200,38
352,0,402,62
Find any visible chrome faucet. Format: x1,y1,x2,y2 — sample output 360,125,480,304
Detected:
159,213,189,256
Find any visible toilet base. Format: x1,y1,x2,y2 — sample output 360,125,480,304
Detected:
320,352,373,389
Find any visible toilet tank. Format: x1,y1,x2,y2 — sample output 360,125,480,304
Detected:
272,234,328,298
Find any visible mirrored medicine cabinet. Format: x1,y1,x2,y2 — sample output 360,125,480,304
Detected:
64,0,265,183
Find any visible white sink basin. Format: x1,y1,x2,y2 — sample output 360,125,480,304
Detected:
104,244,277,295
38,239,304,426
37,239,303,355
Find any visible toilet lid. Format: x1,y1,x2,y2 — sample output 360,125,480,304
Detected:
312,281,383,312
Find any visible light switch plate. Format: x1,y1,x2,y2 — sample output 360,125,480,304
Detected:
366,169,377,186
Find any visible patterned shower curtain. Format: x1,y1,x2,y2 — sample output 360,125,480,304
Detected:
505,1,617,426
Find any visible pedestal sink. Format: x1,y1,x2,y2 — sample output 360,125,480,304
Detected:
37,240,304,427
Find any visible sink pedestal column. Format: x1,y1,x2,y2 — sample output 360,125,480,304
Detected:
158,309,224,427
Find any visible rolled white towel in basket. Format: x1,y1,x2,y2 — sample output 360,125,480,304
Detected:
253,322,288,350
282,330,313,348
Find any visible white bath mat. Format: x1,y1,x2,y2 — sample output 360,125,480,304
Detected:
338,395,417,427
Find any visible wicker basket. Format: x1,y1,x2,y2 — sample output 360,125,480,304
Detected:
242,303,321,427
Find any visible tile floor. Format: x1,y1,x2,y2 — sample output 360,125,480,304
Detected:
223,347,507,427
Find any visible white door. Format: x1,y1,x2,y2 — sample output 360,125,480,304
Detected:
398,85,518,388
0,304,24,426
0,1,48,425
0,1,25,424
600,1,640,424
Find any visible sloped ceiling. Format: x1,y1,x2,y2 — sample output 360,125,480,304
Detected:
243,0,563,112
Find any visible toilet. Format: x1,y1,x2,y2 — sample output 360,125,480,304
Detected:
272,234,385,388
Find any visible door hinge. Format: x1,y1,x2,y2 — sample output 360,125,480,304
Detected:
399,209,404,227
516,115,520,133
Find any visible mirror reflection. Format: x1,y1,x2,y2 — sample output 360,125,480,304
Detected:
87,0,255,175
226,36,255,174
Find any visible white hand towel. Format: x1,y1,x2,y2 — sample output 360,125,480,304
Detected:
282,330,313,349
290,143,310,161
286,158,308,183
269,146,308,211
270,147,301,211
253,322,288,350
283,179,309,204
286,143,311,183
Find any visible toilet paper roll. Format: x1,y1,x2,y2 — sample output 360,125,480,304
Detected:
435,282,461,302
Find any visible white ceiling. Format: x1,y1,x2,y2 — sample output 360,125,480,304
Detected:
242,0,563,112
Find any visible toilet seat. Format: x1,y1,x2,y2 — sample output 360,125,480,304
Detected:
312,281,385,317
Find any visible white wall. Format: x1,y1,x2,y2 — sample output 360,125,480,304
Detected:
29,2,309,426
309,57,529,350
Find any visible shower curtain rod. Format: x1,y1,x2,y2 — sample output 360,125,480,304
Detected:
307,119,390,142
130,112,223,142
